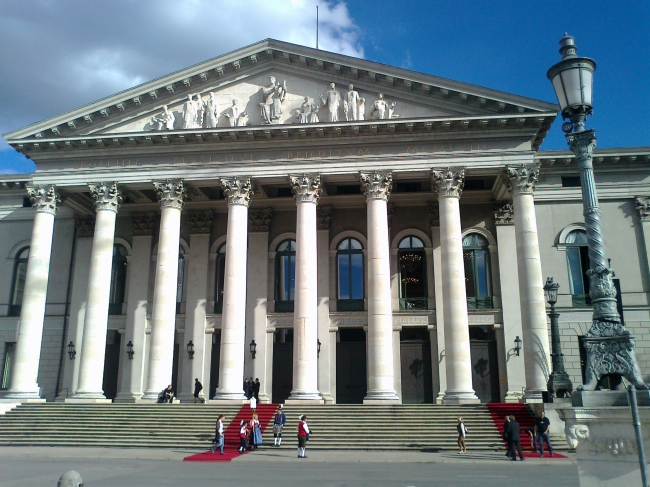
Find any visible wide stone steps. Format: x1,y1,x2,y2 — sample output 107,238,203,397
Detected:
0,403,568,451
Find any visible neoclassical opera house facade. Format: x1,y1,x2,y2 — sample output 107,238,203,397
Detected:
1,39,649,405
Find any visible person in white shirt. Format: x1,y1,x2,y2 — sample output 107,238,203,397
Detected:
211,414,226,454
297,415,310,458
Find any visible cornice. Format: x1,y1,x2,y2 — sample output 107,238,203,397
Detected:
536,147,650,168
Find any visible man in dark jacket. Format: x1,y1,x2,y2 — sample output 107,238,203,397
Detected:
507,415,525,461
253,378,261,400
503,416,513,459
193,378,203,403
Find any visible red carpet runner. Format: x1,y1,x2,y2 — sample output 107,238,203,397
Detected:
183,403,279,462
486,403,567,459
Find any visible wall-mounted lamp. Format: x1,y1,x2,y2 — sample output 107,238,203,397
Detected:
514,336,522,357
126,341,134,360
250,340,257,359
317,339,322,358
187,340,194,360
67,341,76,360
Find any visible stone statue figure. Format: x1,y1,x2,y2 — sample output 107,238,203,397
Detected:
320,83,341,122
205,92,220,128
151,105,175,130
194,94,205,128
236,111,249,127
371,93,390,120
358,97,366,121
260,76,287,124
388,101,398,119
298,97,312,123
58,470,83,487
344,84,360,121
224,99,241,127
309,102,320,123
182,94,196,129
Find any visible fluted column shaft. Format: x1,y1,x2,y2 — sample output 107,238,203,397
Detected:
360,171,399,403
432,168,479,404
142,180,185,400
6,186,59,399
287,175,322,402
215,178,251,401
73,183,121,400
505,165,551,400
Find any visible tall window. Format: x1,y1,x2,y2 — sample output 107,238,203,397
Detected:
398,236,427,310
337,237,364,311
9,247,29,317
176,248,185,314
463,234,492,309
566,229,591,306
214,244,226,313
109,244,128,315
1,342,16,390
275,239,296,312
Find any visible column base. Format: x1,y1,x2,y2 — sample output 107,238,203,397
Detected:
114,392,144,403
505,390,525,403
442,391,480,405
212,391,247,401
435,392,445,405
523,389,544,403
363,390,401,404
65,398,112,404
320,392,335,404
257,393,272,404
206,399,250,405
285,391,324,404
2,390,42,401
176,393,196,403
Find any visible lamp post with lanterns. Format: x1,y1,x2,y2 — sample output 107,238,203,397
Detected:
543,277,573,398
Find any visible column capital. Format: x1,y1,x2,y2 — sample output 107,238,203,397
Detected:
27,184,59,215
431,167,465,199
317,206,332,230
360,171,392,201
504,164,539,196
131,212,157,236
635,196,650,222
249,208,272,232
493,201,515,225
89,182,122,213
566,129,597,164
220,177,252,207
75,218,95,237
154,179,185,210
187,210,213,234
428,202,440,227
290,174,321,204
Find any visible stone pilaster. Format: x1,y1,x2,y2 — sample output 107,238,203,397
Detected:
504,165,551,401
286,174,323,403
6,185,59,400
360,171,399,403
71,182,122,401
316,206,334,403
214,177,252,401
431,168,479,404
142,180,185,401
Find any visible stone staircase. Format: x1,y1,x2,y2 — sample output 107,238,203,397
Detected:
0,403,568,451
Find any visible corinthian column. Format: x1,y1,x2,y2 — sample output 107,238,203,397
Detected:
214,177,252,401
286,174,323,403
431,168,479,404
71,182,121,401
142,180,185,401
504,165,550,401
5,185,59,400
360,171,399,403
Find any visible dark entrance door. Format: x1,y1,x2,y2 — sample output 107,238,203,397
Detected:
272,329,293,403
101,330,121,400
400,328,434,404
470,340,499,403
209,330,221,399
171,342,180,396
336,328,367,404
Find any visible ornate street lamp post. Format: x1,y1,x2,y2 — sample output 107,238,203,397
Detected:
543,277,573,398
547,35,647,391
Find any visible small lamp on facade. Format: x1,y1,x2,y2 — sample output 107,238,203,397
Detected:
317,339,322,357
250,340,257,359
126,341,134,360
186,340,194,360
514,336,522,357
67,341,76,360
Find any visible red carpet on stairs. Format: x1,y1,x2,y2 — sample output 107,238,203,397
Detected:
184,403,279,462
486,403,567,459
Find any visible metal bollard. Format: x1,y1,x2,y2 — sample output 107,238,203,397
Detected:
628,385,649,487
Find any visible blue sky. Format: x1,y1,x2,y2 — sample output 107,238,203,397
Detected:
1,1,648,174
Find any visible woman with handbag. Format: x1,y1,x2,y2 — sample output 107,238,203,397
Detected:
457,417,468,454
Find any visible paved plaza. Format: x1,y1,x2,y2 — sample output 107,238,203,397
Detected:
0,447,579,487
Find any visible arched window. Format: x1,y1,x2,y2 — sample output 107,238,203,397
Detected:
275,239,296,313
176,248,185,314
398,236,427,310
566,229,591,306
8,247,29,317
462,234,492,309
337,237,364,311
109,244,128,315
214,244,226,313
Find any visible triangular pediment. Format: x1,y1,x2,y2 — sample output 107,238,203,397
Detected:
4,39,558,142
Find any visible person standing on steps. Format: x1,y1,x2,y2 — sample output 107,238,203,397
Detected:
250,412,263,450
503,416,513,459
253,378,260,400
193,378,203,403
456,417,468,454
211,414,226,454
507,415,525,461
273,407,286,446
297,415,310,459
238,420,249,453
249,394,257,411
535,411,554,457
